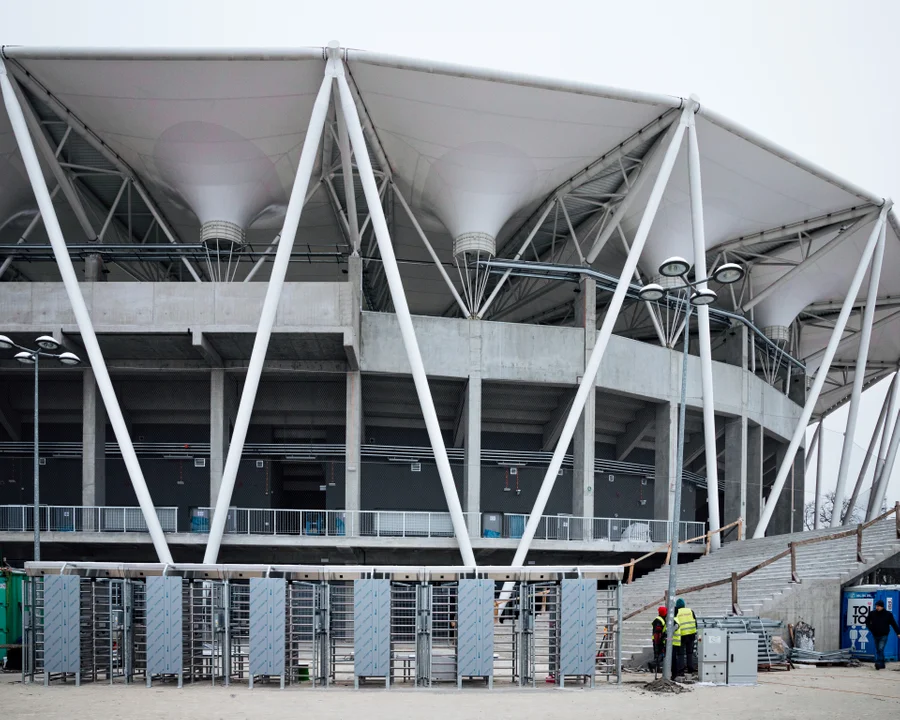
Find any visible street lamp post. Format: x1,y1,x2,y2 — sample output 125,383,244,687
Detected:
637,258,745,682
0,334,80,560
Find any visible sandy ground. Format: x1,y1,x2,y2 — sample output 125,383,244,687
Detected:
2,664,899,719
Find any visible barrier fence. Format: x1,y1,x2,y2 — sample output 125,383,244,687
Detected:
0,505,704,547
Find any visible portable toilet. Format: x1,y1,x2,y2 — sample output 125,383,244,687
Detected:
842,585,900,662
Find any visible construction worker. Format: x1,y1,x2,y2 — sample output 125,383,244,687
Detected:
674,598,698,674
671,611,684,677
651,606,667,674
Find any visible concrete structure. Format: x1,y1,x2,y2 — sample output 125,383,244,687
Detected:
1,45,898,567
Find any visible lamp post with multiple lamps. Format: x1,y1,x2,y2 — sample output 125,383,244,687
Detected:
637,257,745,682
0,334,80,561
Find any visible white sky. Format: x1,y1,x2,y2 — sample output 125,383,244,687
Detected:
6,0,900,509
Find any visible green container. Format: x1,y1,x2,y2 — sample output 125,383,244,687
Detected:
0,569,25,662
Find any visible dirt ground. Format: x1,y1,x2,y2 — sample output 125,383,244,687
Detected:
2,664,899,719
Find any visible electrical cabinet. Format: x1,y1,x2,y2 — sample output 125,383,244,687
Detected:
698,628,727,684
727,633,758,685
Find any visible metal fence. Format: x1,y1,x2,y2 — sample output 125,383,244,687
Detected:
0,505,703,547
503,514,705,544
0,505,179,533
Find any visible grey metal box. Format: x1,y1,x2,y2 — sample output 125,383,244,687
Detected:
727,633,758,685
698,628,727,684
482,513,502,538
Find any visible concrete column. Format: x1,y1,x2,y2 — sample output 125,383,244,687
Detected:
573,276,596,521
210,369,236,509
345,252,364,530
84,254,106,282
82,368,106,510
463,375,481,533
345,370,362,518
723,416,747,540
722,323,748,368
769,441,803,535
654,401,678,523
462,322,483,537
746,423,764,532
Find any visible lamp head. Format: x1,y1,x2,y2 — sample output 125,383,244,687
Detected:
690,288,717,306
35,335,60,351
638,283,666,302
712,262,745,285
659,256,691,278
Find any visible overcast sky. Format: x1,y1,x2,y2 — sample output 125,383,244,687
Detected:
6,0,900,509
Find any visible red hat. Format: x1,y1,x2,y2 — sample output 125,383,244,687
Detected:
658,606,667,617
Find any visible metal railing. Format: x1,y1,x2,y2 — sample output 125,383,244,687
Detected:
502,513,704,544
198,508,483,539
0,504,704,548
0,505,178,533
624,504,900,621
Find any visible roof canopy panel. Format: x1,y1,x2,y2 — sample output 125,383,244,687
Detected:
348,60,670,242
16,58,327,232
624,115,871,279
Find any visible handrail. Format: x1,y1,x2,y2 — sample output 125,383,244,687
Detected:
622,503,900,621
624,517,740,583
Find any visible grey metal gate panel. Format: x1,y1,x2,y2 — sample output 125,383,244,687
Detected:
353,579,390,677
146,577,183,676
249,578,286,677
560,579,597,677
44,575,80,674
457,580,493,678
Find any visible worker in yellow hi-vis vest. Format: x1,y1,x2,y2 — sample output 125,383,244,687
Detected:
674,598,697,674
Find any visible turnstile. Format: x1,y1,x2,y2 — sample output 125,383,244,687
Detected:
24,570,619,690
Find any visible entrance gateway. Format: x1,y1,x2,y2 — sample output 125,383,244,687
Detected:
21,563,622,689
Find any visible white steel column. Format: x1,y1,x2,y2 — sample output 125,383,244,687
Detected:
204,61,335,563
335,54,476,566
845,373,896,522
871,401,900,520
815,419,825,529
869,372,900,518
805,423,821,473
831,222,886,525
754,208,888,538
510,105,691,566
0,59,174,564
686,104,721,549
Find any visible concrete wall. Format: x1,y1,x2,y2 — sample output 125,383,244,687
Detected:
360,312,802,442
1,282,353,333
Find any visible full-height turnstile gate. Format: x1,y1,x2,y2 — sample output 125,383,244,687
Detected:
23,564,622,690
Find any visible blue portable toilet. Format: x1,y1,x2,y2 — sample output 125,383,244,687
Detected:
842,585,900,662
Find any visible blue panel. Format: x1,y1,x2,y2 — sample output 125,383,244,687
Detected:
250,578,286,677
43,575,80,674
458,580,493,677
146,577,183,676
354,579,390,677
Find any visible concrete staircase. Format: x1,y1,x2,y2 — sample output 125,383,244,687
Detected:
620,515,900,665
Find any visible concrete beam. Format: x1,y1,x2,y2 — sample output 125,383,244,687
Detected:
616,405,655,461
192,330,223,368
0,389,20,441
542,388,576,452
683,419,725,467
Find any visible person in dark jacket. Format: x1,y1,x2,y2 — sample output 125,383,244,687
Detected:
865,600,900,670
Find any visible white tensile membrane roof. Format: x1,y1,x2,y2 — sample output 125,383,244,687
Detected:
0,46,897,413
